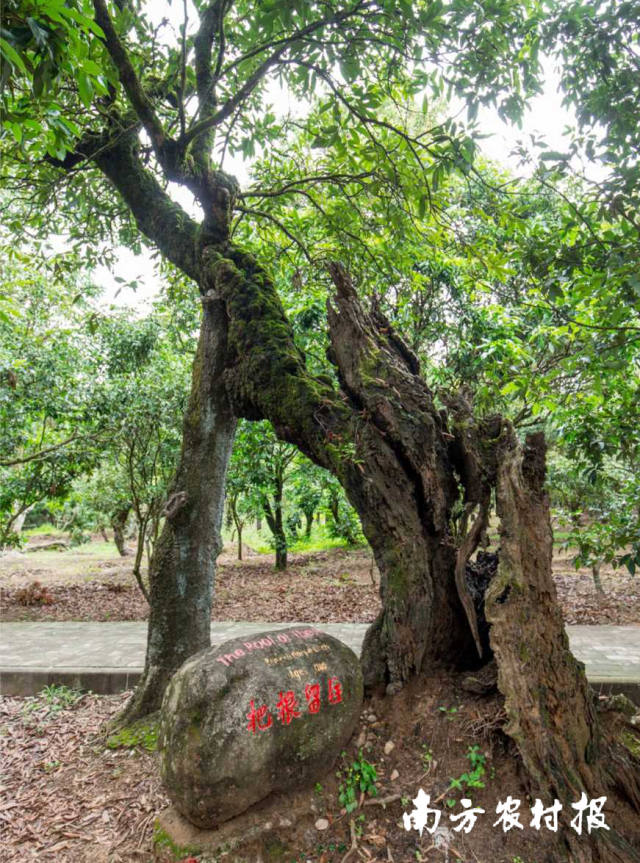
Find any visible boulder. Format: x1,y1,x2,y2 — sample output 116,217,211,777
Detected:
158,626,363,828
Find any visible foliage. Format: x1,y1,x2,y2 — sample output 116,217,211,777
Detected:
0,252,104,546
337,750,378,814
226,420,298,568
447,745,488,800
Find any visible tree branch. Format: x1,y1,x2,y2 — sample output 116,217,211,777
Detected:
182,2,369,149
92,0,169,156
89,129,201,281
236,205,314,263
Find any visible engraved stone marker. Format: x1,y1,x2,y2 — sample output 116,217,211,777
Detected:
158,626,363,828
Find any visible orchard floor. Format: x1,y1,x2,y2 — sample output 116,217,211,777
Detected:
1,535,640,626
5,674,639,863
2,538,640,863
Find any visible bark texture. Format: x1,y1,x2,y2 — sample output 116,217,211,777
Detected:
116,298,236,724
486,431,640,862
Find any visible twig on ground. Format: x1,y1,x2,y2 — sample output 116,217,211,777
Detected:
340,818,358,863
363,794,402,808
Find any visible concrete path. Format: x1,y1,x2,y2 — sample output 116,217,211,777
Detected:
1,622,639,702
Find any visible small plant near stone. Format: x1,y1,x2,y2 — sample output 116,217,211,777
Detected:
337,749,378,813
438,704,458,721
41,684,83,710
16,580,54,606
421,744,434,771
446,744,488,806
20,685,82,729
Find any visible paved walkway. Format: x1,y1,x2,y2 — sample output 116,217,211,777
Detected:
1,622,639,702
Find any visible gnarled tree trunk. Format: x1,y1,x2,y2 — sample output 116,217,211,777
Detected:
213,253,640,862
487,431,640,862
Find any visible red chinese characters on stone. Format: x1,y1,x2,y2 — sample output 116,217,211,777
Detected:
246,700,273,734
328,677,343,704
305,683,321,714
276,690,301,725
247,678,343,732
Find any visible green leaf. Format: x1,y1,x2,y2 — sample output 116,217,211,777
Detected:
0,38,27,74
77,72,93,108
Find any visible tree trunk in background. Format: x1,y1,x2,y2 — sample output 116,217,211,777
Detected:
229,496,243,561
12,504,34,535
263,480,287,570
304,511,314,538
114,298,236,726
131,513,149,602
592,563,605,595
111,508,130,557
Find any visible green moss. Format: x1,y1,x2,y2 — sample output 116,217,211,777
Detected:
265,836,291,861
152,822,201,861
106,715,159,752
188,722,202,746
621,731,640,758
519,642,530,663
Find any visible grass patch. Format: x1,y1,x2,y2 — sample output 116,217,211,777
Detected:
23,523,65,537
222,522,351,556
74,541,120,557
153,822,201,861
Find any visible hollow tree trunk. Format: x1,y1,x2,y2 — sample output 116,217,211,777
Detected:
486,431,640,862
214,254,640,860
218,255,478,686
111,507,130,557
114,298,236,726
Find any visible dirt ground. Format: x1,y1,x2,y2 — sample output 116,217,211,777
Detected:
2,535,640,626
2,674,639,863
2,537,640,862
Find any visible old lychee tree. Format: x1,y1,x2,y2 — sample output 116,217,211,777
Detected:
3,1,640,860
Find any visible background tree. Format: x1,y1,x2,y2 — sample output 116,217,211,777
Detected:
0,251,104,547
226,420,298,570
